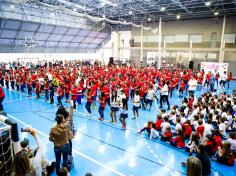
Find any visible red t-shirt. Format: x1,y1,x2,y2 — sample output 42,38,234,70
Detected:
99,97,106,108
155,119,163,131
196,125,204,137
0,86,5,98
71,88,77,100
163,130,173,140
173,136,185,148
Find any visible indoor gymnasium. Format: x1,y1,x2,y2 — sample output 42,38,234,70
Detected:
0,0,236,176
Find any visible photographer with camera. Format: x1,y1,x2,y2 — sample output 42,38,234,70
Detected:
11,128,43,176
49,100,75,175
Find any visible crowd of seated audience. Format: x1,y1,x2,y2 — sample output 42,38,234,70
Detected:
138,90,236,168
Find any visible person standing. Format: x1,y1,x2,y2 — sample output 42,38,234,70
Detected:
146,86,155,111
98,92,106,121
159,81,170,110
57,85,64,106
0,85,5,113
49,101,73,175
49,82,54,104
132,90,140,119
188,76,197,94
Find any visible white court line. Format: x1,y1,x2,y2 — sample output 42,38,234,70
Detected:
7,114,126,176
3,97,32,104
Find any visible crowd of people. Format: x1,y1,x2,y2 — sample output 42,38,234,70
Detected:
0,60,235,176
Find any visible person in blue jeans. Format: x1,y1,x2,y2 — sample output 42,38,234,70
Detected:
49,101,74,174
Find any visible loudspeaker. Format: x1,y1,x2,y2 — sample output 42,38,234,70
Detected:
189,61,194,69
109,57,114,65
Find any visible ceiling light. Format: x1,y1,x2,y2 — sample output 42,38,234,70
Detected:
10,5,15,9
123,20,127,23
148,18,151,21
73,8,77,12
128,11,132,15
102,22,105,26
102,14,105,18
205,1,211,6
214,11,219,16
176,14,181,20
160,7,166,12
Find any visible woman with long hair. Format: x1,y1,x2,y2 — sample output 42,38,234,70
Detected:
98,92,106,121
110,90,119,123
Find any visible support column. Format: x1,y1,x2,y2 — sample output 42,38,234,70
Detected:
140,25,144,63
189,40,192,61
158,17,162,68
219,15,226,63
113,32,120,60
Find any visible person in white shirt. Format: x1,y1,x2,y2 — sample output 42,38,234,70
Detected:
146,86,155,111
159,81,170,110
219,118,227,138
188,76,197,94
220,71,227,88
161,116,170,132
226,132,236,153
132,91,140,119
203,119,213,138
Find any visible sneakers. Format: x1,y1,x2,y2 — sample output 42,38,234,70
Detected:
98,117,104,121
132,116,136,119
87,113,91,117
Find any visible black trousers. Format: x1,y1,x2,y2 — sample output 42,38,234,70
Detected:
160,95,170,109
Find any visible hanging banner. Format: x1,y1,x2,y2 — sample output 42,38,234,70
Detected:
201,62,228,75
147,52,157,64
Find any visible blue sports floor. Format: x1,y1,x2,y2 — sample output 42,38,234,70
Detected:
2,82,236,176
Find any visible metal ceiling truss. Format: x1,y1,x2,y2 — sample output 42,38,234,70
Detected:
36,0,236,23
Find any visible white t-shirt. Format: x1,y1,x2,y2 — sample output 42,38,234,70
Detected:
219,123,226,137
203,123,213,137
160,84,169,96
147,89,155,100
176,123,182,132
161,122,170,132
226,138,236,151
133,95,140,107
188,79,197,91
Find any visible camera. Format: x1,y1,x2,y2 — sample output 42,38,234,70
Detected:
21,128,31,132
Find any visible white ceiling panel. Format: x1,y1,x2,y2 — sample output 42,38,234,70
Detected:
0,39,13,45
54,26,69,34
1,30,18,38
46,41,58,47
21,22,39,31
37,33,50,40
18,31,35,40
72,36,84,43
70,43,78,48
4,20,22,30
88,31,99,37
47,34,63,41
67,28,80,35
60,35,74,42
83,37,94,43
38,24,55,33
91,38,103,44
78,29,90,36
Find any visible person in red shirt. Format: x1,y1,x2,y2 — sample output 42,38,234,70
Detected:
155,115,163,131
64,83,70,103
44,80,49,101
76,84,83,106
98,92,106,121
27,78,32,97
10,73,15,90
227,72,233,89
0,85,5,112
203,134,216,156
103,83,110,106
35,80,41,99
20,77,26,93
70,84,77,111
170,130,185,148
179,80,185,97
161,126,173,142
213,129,222,154
90,82,97,110
5,73,9,89
85,88,92,116
196,119,204,140
15,75,20,91
183,120,192,140
0,71,4,87
57,85,64,106
169,80,175,98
